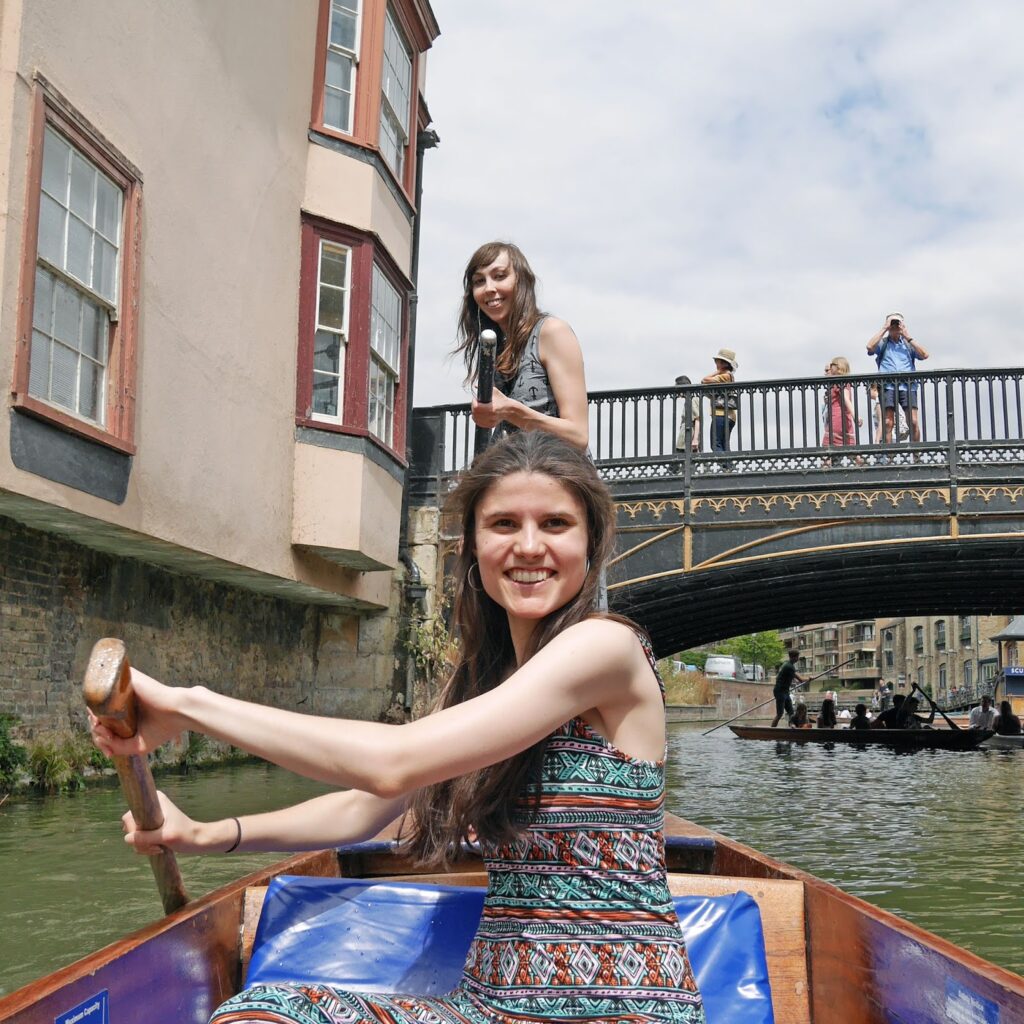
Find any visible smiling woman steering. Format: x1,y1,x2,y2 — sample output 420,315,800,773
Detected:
91,433,705,1024
454,241,590,450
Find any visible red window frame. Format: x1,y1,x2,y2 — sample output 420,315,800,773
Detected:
11,78,142,455
296,216,410,463
309,0,437,201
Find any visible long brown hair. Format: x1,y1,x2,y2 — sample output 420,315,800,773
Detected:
454,241,548,386
403,433,620,866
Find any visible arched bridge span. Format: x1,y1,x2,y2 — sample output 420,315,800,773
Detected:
409,367,1024,657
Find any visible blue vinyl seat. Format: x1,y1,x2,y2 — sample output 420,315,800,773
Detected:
246,869,775,1023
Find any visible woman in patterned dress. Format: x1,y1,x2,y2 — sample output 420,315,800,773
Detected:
454,242,589,450
90,433,705,1024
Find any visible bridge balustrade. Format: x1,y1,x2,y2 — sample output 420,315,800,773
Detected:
408,367,1024,500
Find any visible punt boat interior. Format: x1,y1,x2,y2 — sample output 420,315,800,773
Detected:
2,813,1022,1024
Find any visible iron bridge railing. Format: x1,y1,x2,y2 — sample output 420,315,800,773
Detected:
408,367,1024,500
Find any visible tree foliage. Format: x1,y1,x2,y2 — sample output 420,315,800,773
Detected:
672,631,787,677
718,631,787,672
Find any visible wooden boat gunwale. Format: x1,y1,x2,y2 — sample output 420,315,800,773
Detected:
2,815,1023,1024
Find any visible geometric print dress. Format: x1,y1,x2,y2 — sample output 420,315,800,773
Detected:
210,638,705,1024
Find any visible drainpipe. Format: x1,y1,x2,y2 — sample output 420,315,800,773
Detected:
395,123,440,709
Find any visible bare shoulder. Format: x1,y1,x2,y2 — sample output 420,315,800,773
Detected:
538,316,581,353
552,618,647,668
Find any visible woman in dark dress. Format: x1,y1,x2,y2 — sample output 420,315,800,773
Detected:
994,700,1022,735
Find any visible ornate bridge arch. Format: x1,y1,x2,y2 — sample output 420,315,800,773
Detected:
409,368,1024,657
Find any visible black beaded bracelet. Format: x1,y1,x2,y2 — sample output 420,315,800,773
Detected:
224,816,242,854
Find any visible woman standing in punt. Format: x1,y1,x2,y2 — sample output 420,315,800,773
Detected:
91,432,705,1024
455,241,589,450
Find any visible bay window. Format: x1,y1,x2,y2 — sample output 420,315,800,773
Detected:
297,217,409,459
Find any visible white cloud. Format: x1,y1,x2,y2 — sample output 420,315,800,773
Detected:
413,1,1024,404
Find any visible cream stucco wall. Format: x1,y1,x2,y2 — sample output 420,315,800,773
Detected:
0,0,416,609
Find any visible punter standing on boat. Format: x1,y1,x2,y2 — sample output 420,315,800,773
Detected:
455,241,589,449
771,650,806,727
91,433,705,1024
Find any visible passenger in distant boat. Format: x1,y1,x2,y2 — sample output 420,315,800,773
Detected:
789,704,812,729
849,704,872,730
817,698,838,729
674,374,702,451
823,357,860,448
993,700,1022,735
872,693,905,728
771,649,807,727
91,433,707,1024
702,348,738,453
865,312,929,443
455,241,589,449
894,696,935,730
968,694,998,730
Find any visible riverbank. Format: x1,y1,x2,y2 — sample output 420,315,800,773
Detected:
0,716,251,801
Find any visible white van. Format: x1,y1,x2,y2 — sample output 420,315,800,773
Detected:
704,655,747,681
743,663,766,682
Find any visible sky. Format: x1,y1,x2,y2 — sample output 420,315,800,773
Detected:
411,1,1024,406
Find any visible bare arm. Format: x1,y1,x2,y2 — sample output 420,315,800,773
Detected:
472,318,588,448
93,620,659,800
701,370,733,385
842,386,859,423
907,336,929,360
866,327,888,354
123,788,406,856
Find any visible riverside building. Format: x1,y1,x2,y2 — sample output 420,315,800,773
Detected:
0,0,440,735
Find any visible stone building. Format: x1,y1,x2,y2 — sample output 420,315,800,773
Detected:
779,620,882,691
780,615,1013,702
0,0,440,735
877,615,1009,701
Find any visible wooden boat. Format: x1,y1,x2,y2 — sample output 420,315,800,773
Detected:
730,725,994,750
2,813,1023,1024
983,732,1024,750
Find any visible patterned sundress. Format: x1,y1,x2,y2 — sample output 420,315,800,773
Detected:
210,638,705,1024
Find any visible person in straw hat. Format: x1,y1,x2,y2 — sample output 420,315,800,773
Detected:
702,348,738,453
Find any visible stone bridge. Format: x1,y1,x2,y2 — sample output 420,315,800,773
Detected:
409,367,1024,657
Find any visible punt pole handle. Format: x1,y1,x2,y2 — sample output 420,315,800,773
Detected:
83,638,190,914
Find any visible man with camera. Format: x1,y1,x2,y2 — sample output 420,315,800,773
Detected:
866,312,929,442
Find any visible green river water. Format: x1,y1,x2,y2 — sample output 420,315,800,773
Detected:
1,725,1021,997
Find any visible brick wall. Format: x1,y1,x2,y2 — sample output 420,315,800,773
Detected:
0,515,401,738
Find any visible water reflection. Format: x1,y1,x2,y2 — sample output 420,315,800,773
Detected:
667,725,1024,975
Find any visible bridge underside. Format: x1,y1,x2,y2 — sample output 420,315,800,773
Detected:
611,537,1024,658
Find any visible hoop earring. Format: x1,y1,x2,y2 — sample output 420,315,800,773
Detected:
585,558,592,576
467,562,483,593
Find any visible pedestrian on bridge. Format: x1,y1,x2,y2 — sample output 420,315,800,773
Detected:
455,242,589,451
702,349,739,453
823,356,861,448
674,374,702,451
866,312,929,443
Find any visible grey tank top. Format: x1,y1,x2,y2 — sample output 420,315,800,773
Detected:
493,317,559,437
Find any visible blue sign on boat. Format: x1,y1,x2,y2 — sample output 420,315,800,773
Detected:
54,990,108,1024
946,979,999,1024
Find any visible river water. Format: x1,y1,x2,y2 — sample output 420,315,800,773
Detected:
2,726,1021,997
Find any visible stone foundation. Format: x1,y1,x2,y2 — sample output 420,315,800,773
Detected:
0,514,401,738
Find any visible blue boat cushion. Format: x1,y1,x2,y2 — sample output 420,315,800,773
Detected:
247,876,774,1024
